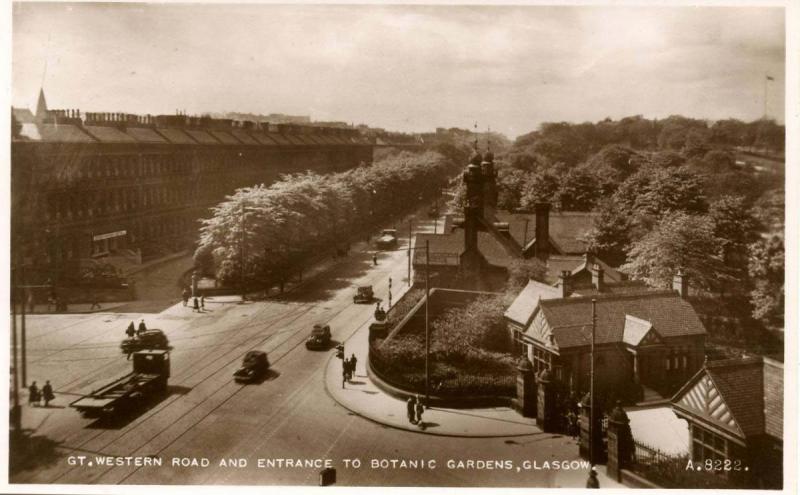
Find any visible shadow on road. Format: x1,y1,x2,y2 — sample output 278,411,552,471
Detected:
84,386,192,430
273,254,375,303
9,429,63,476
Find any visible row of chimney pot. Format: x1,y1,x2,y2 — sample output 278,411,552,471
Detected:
44,110,361,136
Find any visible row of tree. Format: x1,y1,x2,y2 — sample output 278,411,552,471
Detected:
195,150,459,288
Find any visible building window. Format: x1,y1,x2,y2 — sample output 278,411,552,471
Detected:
692,424,728,464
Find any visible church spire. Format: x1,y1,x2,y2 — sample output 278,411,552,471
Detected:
35,88,48,121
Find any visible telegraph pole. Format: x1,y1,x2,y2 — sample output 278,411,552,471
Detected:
589,298,597,467
407,218,412,286
20,264,27,386
424,240,430,403
240,201,246,302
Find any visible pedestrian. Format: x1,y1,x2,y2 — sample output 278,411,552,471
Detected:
586,467,600,488
350,354,358,376
138,319,147,336
566,410,578,439
414,395,425,427
193,297,200,312
42,380,55,407
126,321,136,338
182,288,190,307
372,254,378,266
28,381,39,407
89,292,101,310
200,295,205,310
407,397,416,424
342,366,347,389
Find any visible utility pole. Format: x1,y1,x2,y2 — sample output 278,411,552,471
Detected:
424,240,430,403
20,264,27,387
589,298,597,467
240,201,246,302
407,218,412,286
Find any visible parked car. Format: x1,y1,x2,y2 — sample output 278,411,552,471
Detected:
305,324,332,350
233,351,270,383
120,329,170,355
375,229,398,250
353,285,374,304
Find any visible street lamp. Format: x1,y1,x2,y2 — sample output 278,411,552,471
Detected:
589,298,598,469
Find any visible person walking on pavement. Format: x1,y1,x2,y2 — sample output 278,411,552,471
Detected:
407,397,416,425
28,381,40,407
414,395,425,428
126,321,136,339
350,354,358,377
182,288,190,307
193,297,200,313
42,380,55,407
137,319,147,336
586,467,600,488
342,365,348,389
372,253,378,266
200,294,205,311
89,292,101,310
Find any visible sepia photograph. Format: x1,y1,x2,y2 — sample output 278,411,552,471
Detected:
3,1,796,493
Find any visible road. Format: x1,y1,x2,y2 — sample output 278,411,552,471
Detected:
11,216,581,487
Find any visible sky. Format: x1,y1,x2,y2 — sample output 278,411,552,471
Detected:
11,3,786,138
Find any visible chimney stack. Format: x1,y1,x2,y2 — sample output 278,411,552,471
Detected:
591,263,605,292
559,270,571,298
534,203,551,261
673,270,689,298
463,154,484,257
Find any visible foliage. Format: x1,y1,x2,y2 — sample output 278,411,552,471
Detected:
432,294,512,354
622,212,727,292
197,151,458,285
519,171,560,210
748,235,784,324
708,195,759,277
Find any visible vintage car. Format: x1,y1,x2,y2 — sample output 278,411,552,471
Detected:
353,285,375,304
305,324,332,350
233,351,270,383
375,229,398,250
120,329,171,355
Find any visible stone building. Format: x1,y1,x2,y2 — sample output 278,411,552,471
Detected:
505,273,707,405
671,356,783,488
11,90,374,286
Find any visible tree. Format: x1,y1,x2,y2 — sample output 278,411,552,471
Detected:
748,236,784,325
622,212,727,292
496,166,528,210
555,167,602,211
519,171,559,210
586,198,632,267
432,294,511,355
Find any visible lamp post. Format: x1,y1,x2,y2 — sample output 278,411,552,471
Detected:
240,201,246,302
425,240,430,403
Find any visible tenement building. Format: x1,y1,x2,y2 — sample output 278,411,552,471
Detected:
11,90,374,286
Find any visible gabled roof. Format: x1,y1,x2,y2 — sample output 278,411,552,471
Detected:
229,129,259,145
209,130,240,145
156,127,197,144
83,125,138,143
22,123,95,143
537,290,706,349
672,357,779,440
126,127,168,143
494,211,598,255
622,315,663,347
184,129,219,144
505,279,560,326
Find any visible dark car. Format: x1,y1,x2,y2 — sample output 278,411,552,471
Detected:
234,351,270,383
120,329,170,354
353,285,374,304
305,324,332,350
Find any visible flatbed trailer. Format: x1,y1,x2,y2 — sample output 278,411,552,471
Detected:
70,350,170,417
